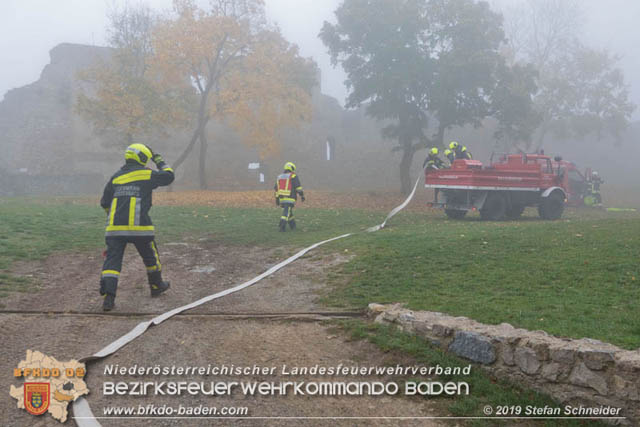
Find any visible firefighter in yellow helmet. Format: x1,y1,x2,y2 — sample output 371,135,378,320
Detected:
274,162,305,232
443,148,455,165
449,141,472,160
423,147,445,170
99,143,175,311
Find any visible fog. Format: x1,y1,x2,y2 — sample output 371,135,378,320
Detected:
0,0,349,102
0,0,639,203
1,0,639,111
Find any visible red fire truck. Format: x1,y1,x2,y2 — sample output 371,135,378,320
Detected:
425,153,589,220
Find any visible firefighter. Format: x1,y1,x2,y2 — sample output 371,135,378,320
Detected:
274,162,305,232
443,148,455,165
99,143,174,311
589,171,604,206
423,147,445,170
449,141,472,160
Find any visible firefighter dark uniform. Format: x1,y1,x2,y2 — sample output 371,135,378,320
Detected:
444,148,455,165
274,162,305,232
449,141,472,160
99,143,174,311
589,172,604,206
423,147,446,170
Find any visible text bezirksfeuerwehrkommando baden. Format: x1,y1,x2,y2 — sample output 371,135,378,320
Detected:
102,364,471,397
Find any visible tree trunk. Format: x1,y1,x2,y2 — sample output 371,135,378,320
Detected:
198,128,208,190
533,126,548,153
435,125,445,149
174,91,211,169
399,136,415,195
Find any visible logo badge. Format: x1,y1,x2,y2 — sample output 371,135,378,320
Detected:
24,383,50,416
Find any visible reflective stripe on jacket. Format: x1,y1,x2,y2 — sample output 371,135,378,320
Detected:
100,162,174,236
274,172,302,203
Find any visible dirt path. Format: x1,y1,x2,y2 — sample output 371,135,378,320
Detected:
2,242,449,426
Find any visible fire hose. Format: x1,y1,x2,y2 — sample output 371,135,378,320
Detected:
72,170,426,426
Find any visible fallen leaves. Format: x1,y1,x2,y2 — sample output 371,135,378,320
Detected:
154,190,433,212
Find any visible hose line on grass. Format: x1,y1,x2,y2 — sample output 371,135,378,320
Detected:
72,171,426,426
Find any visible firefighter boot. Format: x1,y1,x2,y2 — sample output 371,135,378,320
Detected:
279,219,287,232
148,271,170,297
103,294,115,311
289,219,296,231
100,277,117,311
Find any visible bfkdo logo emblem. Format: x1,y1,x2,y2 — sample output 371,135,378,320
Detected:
24,383,50,416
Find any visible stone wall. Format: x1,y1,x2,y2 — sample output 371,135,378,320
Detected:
369,303,639,425
0,43,410,193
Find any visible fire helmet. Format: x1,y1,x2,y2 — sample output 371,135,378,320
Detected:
449,141,459,150
430,147,439,155
125,143,152,166
284,162,296,172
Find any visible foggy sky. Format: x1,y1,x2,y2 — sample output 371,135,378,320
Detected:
0,0,638,119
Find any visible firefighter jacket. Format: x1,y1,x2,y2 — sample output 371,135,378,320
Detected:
454,146,472,160
100,161,174,237
590,177,603,193
274,172,303,204
444,149,455,164
423,154,445,170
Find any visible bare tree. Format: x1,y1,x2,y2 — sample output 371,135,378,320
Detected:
501,0,583,71
496,0,634,150
106,1,157,78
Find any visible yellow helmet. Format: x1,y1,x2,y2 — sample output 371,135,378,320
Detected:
125,143,152,166
284,162,296,172
430,147,439,155
449,141,459,150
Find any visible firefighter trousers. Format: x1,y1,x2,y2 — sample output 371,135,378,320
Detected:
281,203,295,223
100,236,163,296
279,202,296,231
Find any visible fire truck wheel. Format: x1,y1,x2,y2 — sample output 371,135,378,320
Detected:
445,209,467,219
539,192,564,220
506,204,525,219
480,193,507,220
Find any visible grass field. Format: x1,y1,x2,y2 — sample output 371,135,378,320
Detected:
326,207,640,350
1,195,632,424
1,196,638,349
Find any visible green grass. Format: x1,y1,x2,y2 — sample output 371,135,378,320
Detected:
1,197,639,349
0,197,633,422
337,320,603,426
0,197,374,291
324,208,640,349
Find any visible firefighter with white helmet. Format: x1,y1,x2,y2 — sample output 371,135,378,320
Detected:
274,162,305,232
98,143,174,311
589,171,604,207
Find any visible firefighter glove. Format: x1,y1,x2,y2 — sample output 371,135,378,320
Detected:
301,195,306,202
275,198,280,207
152,153,164,165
